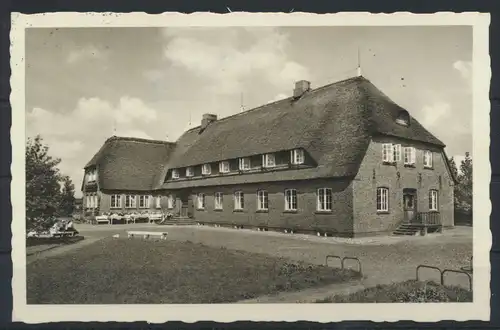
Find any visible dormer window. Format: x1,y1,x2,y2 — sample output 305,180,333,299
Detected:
172,169,179,179
87,170,97,182
290,149,305,165
262,153,276,168
186,167,194,177
202,164,211,175
396,110,410,126
239,157,251,171
219,161,230,173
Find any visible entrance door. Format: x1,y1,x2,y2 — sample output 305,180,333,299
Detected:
178,191,192,218
403,189,417,223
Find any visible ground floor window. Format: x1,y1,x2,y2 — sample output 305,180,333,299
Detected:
317,188,332,211
138,195,148,208
257,190,269,210
111,194,121,208
376,187,389,212
155,196,161,208
215,192,223,210
125,195,136,208
234,191,244,210
166,195,174,209
285,189,297,211
429,190,439,211
197,193,205,209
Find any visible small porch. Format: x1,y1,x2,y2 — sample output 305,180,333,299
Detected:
394,212,443,236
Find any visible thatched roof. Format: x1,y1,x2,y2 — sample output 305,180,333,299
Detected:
85,136,175,191
155,76,445,189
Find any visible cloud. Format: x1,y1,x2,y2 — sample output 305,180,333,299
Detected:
27,97,159,196
67,45,107,64
453,60,472,80
161,27,310,95
420,102,452,128
269,93,288,103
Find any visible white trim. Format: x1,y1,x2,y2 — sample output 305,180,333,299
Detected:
166,195,174,209
403,147,416,165
429,189,439,211
376,187,389,212
257,190,268,210
262,153,276,168
125,195,136,209
186,166,194,177
138,195,149,208
234,191,244,210
316,188,332,211
394,144,402,162
290,149,304,165
202,163,211,175
172,169,179,179
111,194,121,209
238,157,251,171
284,189,297,211
219,161,230,173
382,143,394,163
197,193,205,209
424,150,433,168
214,192,223,210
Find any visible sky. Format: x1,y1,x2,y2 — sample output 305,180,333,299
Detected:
25,26,472,197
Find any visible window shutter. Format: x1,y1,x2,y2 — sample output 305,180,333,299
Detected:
388,144,394,162
411,148,416,164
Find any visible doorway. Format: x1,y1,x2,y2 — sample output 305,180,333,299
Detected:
403,188,417,223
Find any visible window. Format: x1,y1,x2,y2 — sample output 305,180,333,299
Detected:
257,190,269,210
167,195,174,209
285,189,298,211
234,191,244,210
111,194,121,208
155,196,161,209
172,169,179,179
93,195,98,208
262,153,276,168
239,157,251,171
429,190,439,211
186,167,194,177
138,195,148,208
215,192,223,210
125,195,136,208
219,161,230,173
202,164,211,175
197,193,205,209
376,188,389,212
396,110,410,126
424,150,433,168
403,147,416,165
291,149,305,165
393,144,402,162
317,188,332,211
382,143,394,163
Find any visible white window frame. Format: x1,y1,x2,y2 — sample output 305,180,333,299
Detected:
257,190,269,210
239,157,251,171
219,161,230,173
167,195,174,209
317,188,332,211
424,150,433,168
403,147,416,165
125,195,136,209
155,196,161,209
186,167,194,177
376,187,389,212
214,192,223,210
202,164,211,175
285,189,298,211
382,143,395,163
172,169,179,179
290,149,305,165
138,195,148,208
234,191,244,210
197,193,205,209
111,194,121,209
93,195,98,209
262,153,276,168
429,190,439,211
393,144,402,162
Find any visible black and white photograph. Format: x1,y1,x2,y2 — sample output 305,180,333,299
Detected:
10,12,491,323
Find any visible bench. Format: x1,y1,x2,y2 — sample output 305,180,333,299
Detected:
127,231,168,240
95,215,110,224
148,214,164,223
52,231,77,238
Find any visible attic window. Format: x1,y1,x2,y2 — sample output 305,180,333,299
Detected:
202,164,211,175
396,110,410,126
186,167,194,177
290,149,304,165
219,161,230,173
172,169,179,179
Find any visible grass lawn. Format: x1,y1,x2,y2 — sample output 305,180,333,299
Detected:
27,238,360,304
317,280,472,303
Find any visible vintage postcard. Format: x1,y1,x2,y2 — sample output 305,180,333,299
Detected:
10,12,491,323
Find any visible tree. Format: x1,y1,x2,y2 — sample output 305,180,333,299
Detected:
59,175,76,217
26,135,62,231
456,152,473,215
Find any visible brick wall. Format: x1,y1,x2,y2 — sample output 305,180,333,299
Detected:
352,136,454,236
187,178,354,235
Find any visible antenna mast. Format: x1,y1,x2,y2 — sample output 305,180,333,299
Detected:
240,92,245,112
357,47,362,77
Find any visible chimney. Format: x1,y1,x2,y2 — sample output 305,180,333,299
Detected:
201,113,217,130
293,80,311,98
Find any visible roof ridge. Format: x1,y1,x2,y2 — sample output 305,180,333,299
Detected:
184,75,367,133
107,135,176,145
